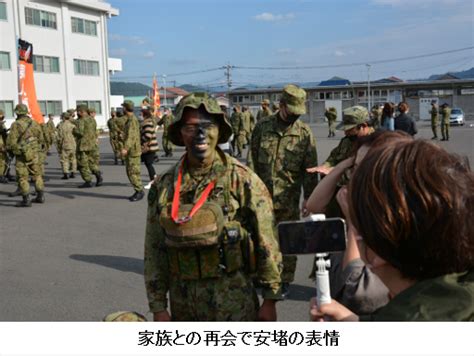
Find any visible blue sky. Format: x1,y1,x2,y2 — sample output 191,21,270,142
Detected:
107,0,474,88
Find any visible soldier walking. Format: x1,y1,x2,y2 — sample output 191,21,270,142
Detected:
430,100,439,140
56,112,77,179
325,107,337,137
6,104,46,207
88,107,101,169
256,99,272,122
73,104,103,188
248,84,319,298
120,100,144,202
0,110,8,183
107,109,121,164
157,107,174,157
440,103,451,141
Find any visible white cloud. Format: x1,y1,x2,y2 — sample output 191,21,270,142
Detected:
334,50,346,57
109,33,146,45
143,51,155,59
109,47,128,56
254,12,295,22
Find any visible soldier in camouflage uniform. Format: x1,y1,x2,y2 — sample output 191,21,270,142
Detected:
38,121,49,178
0,110,8,183
73,104,103,188
157,107,174,157
308,106,374,177
256,99,272,122
6,104,45,207
430,100,439,140
440,103,451,141
121,100,144,202
242,106,254,143
325,107,337,137
46,114,56,155
145,92,282,321
230,105,243,157
107,109,121,165
114,108,126,165
87,107,101,169
248,84,318,297
370,105,382,130
56,112,77,179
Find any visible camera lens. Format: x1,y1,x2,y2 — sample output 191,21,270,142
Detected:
331,233,339,240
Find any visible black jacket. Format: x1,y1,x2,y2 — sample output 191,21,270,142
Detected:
394,113,417,136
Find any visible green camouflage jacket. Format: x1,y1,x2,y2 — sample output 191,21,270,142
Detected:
325,110,337,122
256,107,272,122
144,151,282,312
365,270,474,321
57,120,77,151
157,114,174,137
248,114,319,222
441,107,451,124
429,105,439,119
123,114,141,157
242,111,252,134
230,112,243,136
107,118,117,141
46,120,56,143
73,116,97,152
0,121,6,151
6,115,44,157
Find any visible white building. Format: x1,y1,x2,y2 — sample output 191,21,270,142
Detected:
0,0,121,128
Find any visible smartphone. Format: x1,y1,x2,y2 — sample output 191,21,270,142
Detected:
277,218,347,255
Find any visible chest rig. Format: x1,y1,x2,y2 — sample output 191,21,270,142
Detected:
159,156,257,280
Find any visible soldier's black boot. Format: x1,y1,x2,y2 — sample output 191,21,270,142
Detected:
16,194,32,208
114,157,118,165
8,187,21,197
121,160,125,165
69,172,75,178
95,171,103,187
129,190,144,202
78,181,93,188
61,173,69,180
34,191,45,204
0,176,7,184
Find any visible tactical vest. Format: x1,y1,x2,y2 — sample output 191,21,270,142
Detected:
159,157,257,280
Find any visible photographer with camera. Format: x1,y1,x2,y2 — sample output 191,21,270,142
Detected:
310,139,474,321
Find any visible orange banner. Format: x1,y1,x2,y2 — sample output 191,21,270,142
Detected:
18,60,43,124
152,75,161,117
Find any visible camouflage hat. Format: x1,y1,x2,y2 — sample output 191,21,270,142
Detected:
280,84,307,115
14,104,29,115
261,99,270,105
88,107,97,114
122,100,134,111
76,104,88,112
67,108,76,114
62,112,71,120
103,311,147,322
337,106,369,131
168,92,233,146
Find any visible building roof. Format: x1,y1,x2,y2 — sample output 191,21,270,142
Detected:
318,76,351,86
60,0,119,16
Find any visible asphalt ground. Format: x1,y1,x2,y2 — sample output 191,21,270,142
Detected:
0,121,472,321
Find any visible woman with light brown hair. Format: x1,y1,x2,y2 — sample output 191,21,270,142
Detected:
311,140,474,321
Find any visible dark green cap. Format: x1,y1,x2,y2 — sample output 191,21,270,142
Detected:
88,107,96,114
122,100,134,111
76,104,88,112
14,104,29,115
168,92,232,146
281,84,307,115
337,105,369,131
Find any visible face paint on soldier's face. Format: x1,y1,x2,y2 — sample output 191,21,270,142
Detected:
181,109,219,164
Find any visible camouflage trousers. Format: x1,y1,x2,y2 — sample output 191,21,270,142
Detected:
236,132,248,155
431,119,439,138
0,151,6,175
38,150,47,177
109,139,121,160
91,145,100,167
441,122,450,139
169,270,259,321
77,150,100,183
60,148,77,174
16,155,44,194
125,155,143,192
328,120,336,137
162,135,173,155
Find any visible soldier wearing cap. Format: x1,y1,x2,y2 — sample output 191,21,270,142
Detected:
440,103,451,141
121,100,144,202
87,107,101,169
230,105,244,157
248,84,318,297
256,99,272,123
325,107,338,138
56,112,77,179
308,106,374,177
107,109,121,165
73,104,103,188
370,104,382,130
430,100,439,140
242,106,255,142
6,104,46,207
157,107,174,157
144,92,282,321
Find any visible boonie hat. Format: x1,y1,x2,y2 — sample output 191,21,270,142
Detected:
281,84,307,115
337,106,369,131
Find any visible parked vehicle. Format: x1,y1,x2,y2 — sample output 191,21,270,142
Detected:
450,108,465,126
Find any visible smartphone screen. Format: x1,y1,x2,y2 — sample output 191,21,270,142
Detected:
277,218,346,255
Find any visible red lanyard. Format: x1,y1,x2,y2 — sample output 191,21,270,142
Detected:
171,161,216,224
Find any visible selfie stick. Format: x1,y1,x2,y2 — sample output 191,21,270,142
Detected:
315,253,331,305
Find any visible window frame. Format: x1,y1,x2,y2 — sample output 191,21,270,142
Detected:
73,59,100,76
71,16,98,36
0,100,14,117
25,7,57,29
37,100,62,116
75,100,102,115
0,51,11,70
0,2,7,21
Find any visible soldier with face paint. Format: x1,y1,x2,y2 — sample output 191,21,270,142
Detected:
144,92,282,321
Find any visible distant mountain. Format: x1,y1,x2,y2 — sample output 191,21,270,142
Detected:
111,82,152,96
178,84,207,92
428,67,474,80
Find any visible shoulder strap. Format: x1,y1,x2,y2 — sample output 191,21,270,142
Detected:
18,119,33,144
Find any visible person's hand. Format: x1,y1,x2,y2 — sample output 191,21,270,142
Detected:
258,300,277,321
121,149,128,157
306,165,333,176
153,311,171,321
301,199,309,217
309,297,358,322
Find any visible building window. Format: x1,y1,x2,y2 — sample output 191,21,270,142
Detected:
74,59,99,76
38,101,62,116
358,90,365,97
33,55,60,73
25,7,57,29
232,96,237,103
71,17,97,36
76,100,101,114
0,101,14,117
325,92,333,100
0,51,10,70
333,92,341,99
318,92,324,100
0,2,7,20
381,90,387,96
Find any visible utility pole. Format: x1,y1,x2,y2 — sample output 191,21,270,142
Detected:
224,63,233,104
162,74,167,108
366,64,371,110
